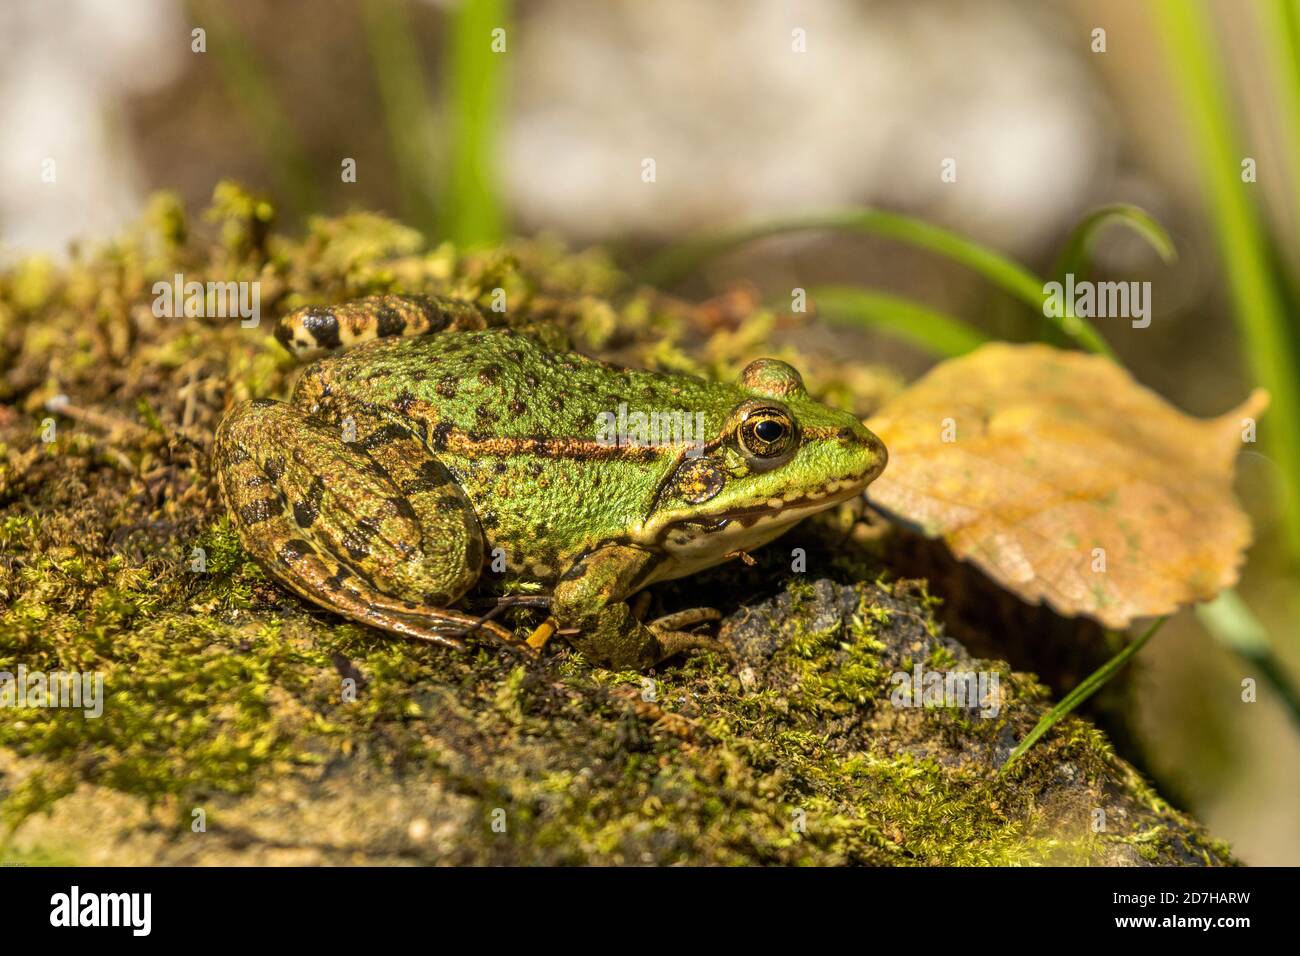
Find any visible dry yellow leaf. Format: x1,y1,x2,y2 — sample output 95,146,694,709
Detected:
866,343,1267,629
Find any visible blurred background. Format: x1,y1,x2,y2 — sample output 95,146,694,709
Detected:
2,0,1298,864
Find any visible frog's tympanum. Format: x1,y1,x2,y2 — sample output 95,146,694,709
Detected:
215,295,887,669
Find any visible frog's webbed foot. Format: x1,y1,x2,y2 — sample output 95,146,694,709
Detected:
545,543,729,669
554,602,725,669
215,399,521,654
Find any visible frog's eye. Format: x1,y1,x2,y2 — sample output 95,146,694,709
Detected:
737,405,797,463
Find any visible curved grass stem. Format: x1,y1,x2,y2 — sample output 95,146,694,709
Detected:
636,209,1113,356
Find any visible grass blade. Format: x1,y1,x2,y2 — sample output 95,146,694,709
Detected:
1051,203,1177,281
1042,203,1177,349
637,209,1113,356
1154,0,1300,566
1196,589,1300,727
440,0,509,244
1001,617,1166,772
640,209,1042,298
810,286,991,358
194,0,320,219
1260,0,1300,274
361,0,440,235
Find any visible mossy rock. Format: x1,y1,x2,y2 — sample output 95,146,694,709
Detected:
0,185,1231,865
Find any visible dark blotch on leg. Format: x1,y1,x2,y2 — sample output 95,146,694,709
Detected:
400,475,441,495
394,390,419,414
278,538,313,563
388,496,418,521
341,535,373,561
430,422,454,451
239,499,278,525
293,499,319,528
377,305,406,338
359,423,409,451
292,476,326,528
302,310,342,349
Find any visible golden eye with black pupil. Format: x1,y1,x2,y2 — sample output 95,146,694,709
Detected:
738,406,796,461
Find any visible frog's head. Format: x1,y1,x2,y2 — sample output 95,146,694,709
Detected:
638,359,887,569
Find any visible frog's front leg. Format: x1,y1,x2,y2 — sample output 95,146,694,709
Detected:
215,398,515,650
549,545,722,669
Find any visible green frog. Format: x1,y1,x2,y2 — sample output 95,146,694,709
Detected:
215,294,887,669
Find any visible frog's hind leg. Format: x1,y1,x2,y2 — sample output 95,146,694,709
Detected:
215,399,517,651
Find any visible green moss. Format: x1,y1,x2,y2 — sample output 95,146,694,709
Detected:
0,186,1231,865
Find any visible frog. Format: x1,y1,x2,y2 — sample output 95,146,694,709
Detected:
214,294,888,669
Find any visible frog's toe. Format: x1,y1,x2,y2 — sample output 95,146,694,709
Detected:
648,607,722,632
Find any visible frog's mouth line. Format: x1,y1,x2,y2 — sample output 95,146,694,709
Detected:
661,474,872,537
